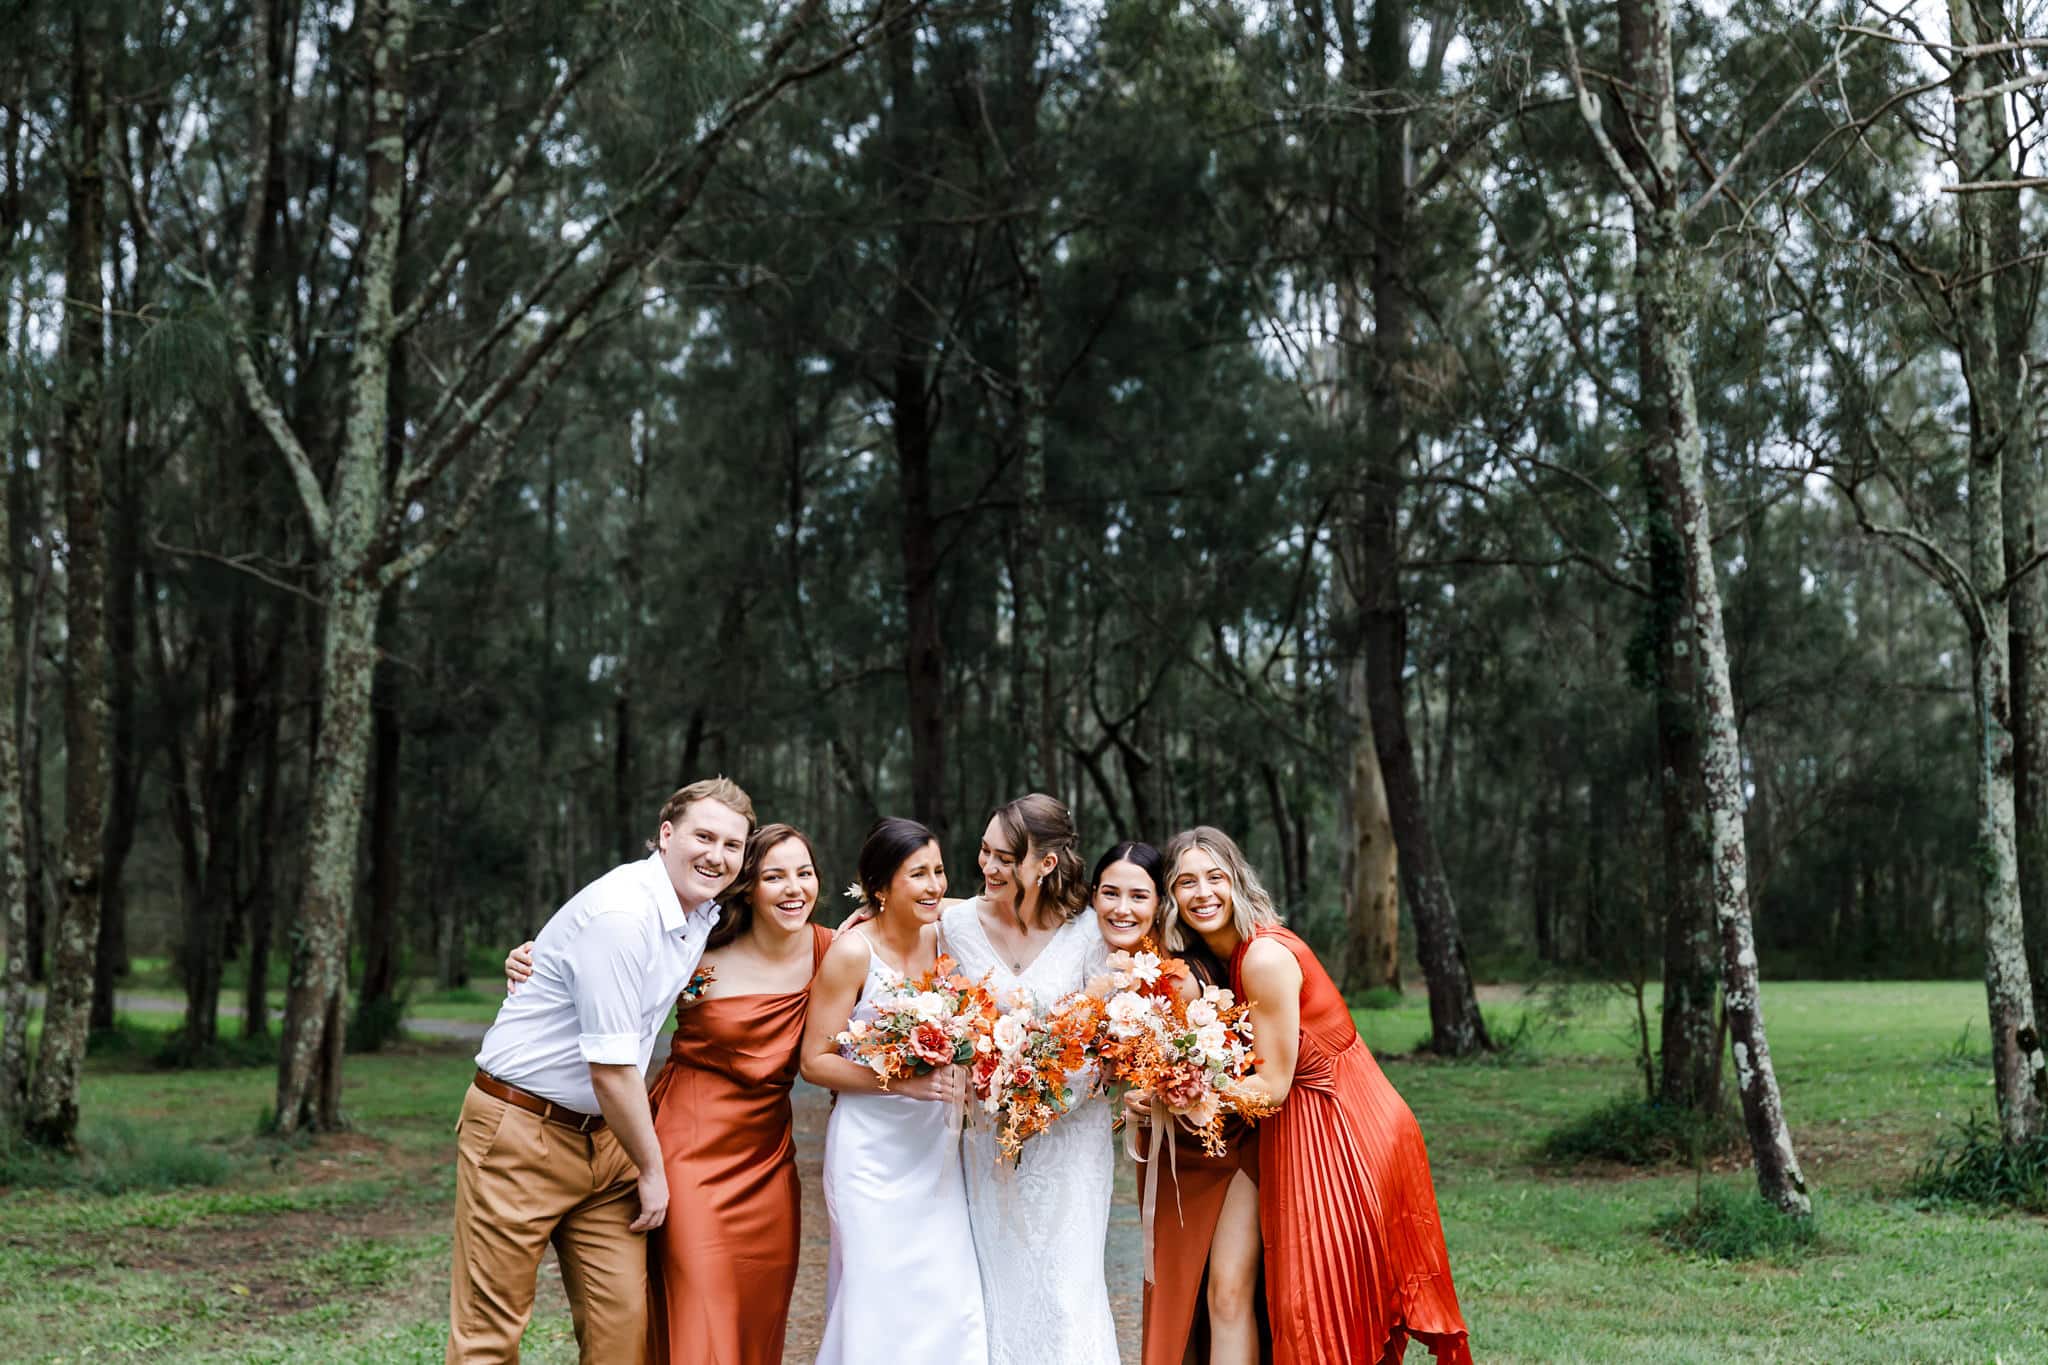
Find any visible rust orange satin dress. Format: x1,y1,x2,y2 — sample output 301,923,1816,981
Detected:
645,923,831,1365
1231,925,1471,1365
1141,1118,1266,1365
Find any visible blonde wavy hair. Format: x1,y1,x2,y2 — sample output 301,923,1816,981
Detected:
1159,825,1281,951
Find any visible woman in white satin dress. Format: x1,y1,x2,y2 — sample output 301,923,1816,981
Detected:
800,818,988,1365
943,794,1119,1365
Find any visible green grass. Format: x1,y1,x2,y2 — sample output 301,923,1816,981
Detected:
2,980,2042,1362
1351,982,2047,1362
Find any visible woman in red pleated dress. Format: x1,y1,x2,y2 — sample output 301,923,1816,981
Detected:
1160,825,1471,1365
506,822,831,1365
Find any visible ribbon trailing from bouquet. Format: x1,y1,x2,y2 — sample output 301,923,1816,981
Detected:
1127,1093,1181,1285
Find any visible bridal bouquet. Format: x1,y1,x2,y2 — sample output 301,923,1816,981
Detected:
836,956,995,1088
970,991,1107,1165
1090,946,1275,1156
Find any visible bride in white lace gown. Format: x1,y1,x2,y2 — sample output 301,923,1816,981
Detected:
943,795,1119,1365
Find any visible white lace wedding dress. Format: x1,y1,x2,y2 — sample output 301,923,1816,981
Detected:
942,899,1119,1365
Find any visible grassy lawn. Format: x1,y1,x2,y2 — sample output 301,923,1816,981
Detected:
114,956,510,1025
2,981,2041,1362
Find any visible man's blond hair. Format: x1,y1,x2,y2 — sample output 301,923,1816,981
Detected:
654,777,756,845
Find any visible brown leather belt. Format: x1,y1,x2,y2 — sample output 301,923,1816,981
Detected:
472,1071,606,1133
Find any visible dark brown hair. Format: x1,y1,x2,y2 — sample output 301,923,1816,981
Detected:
991,793,1087,923
850,817,942,915
704,823,818,951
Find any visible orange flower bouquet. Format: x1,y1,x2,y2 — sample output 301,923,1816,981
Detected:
1091,947,1275,1156
835,955,996,1088
970,990,1107,1165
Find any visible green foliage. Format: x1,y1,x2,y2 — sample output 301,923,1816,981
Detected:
1538,1093,1745,1169
1652,1183,1821,1261
1910,1112,2048,1214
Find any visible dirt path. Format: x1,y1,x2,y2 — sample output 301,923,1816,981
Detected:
781,1079,1146,1363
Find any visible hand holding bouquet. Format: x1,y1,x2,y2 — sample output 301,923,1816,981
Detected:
834,955,994,1089
1092,947,1277,1156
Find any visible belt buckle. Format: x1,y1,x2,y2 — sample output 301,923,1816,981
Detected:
576,1112,597,1133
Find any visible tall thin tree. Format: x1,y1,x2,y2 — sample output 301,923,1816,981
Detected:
26,1,109,1148
1555,0,1811,1211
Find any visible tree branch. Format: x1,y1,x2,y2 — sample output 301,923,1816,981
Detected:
1551,0,1656,218
390,51,603,338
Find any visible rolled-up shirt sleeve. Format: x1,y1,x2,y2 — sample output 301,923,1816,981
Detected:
562,910,647,1066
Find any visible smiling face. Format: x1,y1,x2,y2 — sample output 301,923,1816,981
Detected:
1092,859,1160,951
881,840,949,925
1169,845,1236,945
977,815,1020,903
748,835,819,936
658,798,750,903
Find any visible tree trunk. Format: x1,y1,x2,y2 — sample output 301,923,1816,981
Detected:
358,612,403,1013
1578,0,1811,1208
273,0,412,1134
1357,0,1488,1055
528,446,559,930
0,291,28,1125
243,694,281,1039
92,413,141,1032
28,4,109,1146
886,12,947,840
613,418,648,862
1619,0,1718,1114
1339,655,1400,991
358,345,410,1024
276,576,380,1130
1987,2,2048,1051
1951,0,2048,1143
1006,0,1054,790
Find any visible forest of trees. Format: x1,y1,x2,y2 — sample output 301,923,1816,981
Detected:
4,0,2047,1200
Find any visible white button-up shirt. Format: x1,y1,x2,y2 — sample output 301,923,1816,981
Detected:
474,852,720,1115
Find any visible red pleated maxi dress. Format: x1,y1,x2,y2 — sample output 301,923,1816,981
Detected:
1231,926,1471,1365
645,923,832,1365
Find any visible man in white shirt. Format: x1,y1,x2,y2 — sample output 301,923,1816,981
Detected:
447,777,754,1363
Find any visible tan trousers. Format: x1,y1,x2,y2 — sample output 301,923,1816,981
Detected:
447,1082,647,1364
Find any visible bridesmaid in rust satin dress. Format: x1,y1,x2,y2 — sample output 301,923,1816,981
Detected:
505,821,831,1365
1166,826,1471,1365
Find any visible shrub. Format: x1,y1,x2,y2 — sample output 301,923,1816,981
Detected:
347,991,412,1054
1538,1093,1743,1168
0,1119,231,1195
1654,1183,1819,1260
155,1024,279,1070
1354,986,1403,1012
1911,1112,2048,1214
